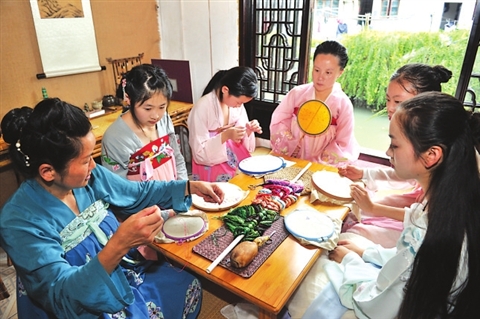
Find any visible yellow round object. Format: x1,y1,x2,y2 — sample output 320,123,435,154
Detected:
296,100,332,135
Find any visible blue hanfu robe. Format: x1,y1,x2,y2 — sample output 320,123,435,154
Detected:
0,165,200,319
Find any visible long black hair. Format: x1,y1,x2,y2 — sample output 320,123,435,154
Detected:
1,98,91,179
202,66,257,100
396,92,480,318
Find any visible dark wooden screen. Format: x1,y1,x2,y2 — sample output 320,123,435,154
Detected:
240,0,312,139
455,1,480,111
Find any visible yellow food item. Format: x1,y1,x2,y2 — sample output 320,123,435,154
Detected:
297,100,331,135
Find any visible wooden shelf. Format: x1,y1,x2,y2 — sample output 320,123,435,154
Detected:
0,101,193,170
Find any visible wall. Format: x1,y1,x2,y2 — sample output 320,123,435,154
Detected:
0,0,161,120
0,0,161,206
157,0,239,103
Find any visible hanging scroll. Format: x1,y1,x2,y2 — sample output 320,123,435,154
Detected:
30,0,102,78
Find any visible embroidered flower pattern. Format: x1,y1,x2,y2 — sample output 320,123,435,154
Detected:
182,279,201,318
147,301,164,318
125,269,144,286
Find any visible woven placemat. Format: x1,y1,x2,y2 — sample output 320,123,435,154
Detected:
193,217,288,278
265,167,313,195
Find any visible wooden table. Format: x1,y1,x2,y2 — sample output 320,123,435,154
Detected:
0,101,193,169
151,156,349,319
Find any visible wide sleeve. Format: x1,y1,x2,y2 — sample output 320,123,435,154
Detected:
363,167,416,191
0,193,135,317
84,165,191,214
269,85,312,156
187,94,228,166
322,87,360,162
233,105,256,153
161,114,188,180
325,204,427,319
101,116,137,179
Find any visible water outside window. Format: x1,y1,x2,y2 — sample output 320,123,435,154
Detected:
311,0,475,156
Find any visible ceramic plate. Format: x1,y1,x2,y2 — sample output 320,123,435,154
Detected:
162,214,206,241
238,155,286,175
192,182,248,212
284,208,334,243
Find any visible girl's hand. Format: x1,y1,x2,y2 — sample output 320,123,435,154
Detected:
328,246,351,263
350,184,374,213
190,181,225,204
338,165,363,181
246,119,263,136
337,239,365,257
224,126,246,143
328,239,365,263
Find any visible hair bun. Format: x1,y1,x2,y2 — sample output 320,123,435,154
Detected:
1,106,33,144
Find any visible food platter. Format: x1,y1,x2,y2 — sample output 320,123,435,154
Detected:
284,208,335,243
161,214,207,242
192,182,249,212
238,155,286,175
311,170,354,202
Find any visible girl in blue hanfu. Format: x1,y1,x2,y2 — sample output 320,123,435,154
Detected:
0,98,224,319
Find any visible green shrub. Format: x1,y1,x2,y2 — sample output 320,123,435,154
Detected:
312,29,470,111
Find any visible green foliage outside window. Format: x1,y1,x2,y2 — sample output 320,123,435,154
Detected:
312,29,472,111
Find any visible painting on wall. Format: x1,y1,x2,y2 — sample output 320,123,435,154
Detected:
37,0,85,19
30,0,101,78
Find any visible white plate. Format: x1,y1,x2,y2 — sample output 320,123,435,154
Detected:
192,182,248,212
162,214,206,241
311,170,354,201
284,208,334,243
238,155,286,175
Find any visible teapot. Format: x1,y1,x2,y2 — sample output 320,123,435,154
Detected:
102,95,117,107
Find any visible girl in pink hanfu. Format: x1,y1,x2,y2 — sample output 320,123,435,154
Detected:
339,64,453,248
188,66,262,182
270,40,359,165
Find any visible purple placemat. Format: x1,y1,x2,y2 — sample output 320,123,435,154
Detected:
193,217,288,278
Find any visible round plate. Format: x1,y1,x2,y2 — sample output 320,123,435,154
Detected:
238,155,286,175
311,170,354,201
284,208,334,243
162,214,206,241
297,100,332,135
192,182,248,212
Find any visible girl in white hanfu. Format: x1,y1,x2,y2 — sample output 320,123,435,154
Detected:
291,92,480,319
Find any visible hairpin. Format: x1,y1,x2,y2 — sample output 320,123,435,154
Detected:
16,140,30,167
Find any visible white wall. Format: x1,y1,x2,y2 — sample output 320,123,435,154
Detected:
157,0,239,103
